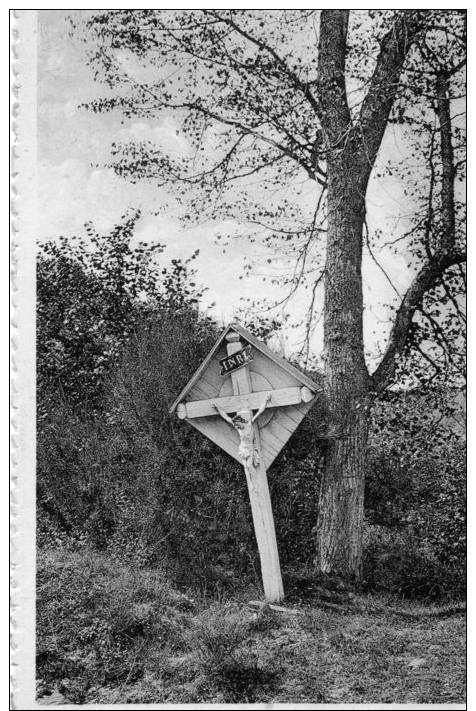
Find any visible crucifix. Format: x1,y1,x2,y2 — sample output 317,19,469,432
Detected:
212,391,271,475
170,324,321,602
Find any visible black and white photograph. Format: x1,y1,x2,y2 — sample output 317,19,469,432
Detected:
11,8,466,708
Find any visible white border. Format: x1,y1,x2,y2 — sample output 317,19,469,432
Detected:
11,9,38,710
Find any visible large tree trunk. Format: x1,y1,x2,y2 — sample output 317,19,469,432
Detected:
313,10,452,581
316,160,370,580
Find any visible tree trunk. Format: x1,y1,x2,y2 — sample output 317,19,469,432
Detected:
316,159,370,580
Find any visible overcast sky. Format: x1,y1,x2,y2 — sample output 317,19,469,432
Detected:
38,10,421,367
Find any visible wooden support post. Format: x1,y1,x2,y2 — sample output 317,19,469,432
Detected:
225,331,284,603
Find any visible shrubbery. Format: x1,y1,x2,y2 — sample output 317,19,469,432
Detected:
362,524,464,600
364,388,465,597
37,308,255,578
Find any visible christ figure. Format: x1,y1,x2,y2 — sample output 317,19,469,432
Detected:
212,393,271,478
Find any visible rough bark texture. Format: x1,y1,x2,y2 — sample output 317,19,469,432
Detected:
435,72,456,252
316,156,370,578
314,10,425,580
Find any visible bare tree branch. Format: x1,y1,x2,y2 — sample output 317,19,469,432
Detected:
316,10,351,144
357,12,424,176
363,218,401,298
371,248,465,391
435,71,456,253
440,274,466,323
207,10,321,116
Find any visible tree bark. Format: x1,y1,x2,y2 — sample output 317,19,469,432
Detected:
313,10,427,581
314,10,371,580
315,153,370,580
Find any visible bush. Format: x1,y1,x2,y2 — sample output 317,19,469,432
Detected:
411,440,466,569
36,217,260,584
37,230,326,583
362,523,464,601
365,387,465,595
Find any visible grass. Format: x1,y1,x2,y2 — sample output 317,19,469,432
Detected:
36,547,466,705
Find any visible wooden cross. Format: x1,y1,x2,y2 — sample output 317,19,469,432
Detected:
172,328,317,602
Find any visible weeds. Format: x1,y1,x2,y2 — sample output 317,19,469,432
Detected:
37,547,465,705
36,549,183,702
181,604,280,702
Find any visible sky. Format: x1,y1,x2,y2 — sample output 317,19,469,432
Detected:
37,10,421,368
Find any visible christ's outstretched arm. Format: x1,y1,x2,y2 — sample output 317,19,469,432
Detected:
251,392,271,423
212,402,235,426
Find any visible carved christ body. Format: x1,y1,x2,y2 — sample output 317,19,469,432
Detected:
213,393,271,475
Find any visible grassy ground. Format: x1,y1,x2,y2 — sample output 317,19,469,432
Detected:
36,548,466,705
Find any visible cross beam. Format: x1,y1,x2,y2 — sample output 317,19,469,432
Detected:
177,385,313,420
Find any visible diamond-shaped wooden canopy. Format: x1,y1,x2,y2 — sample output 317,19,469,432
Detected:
170,323,323,470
